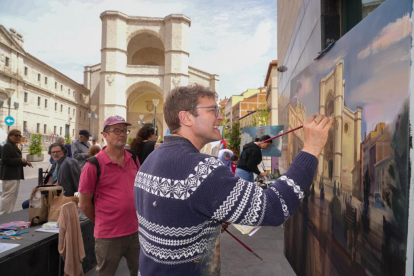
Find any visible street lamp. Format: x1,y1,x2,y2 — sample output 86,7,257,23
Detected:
152,99,160,136
5,88,15,132
90,105,97,138
138,114,145,126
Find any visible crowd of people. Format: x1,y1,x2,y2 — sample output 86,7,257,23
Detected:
0,84,334,276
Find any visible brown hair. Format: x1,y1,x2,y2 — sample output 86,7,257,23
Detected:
164,84,217,134
130,126,155,155
89,145,101,157
7,129,21,143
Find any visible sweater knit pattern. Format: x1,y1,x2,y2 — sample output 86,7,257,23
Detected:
134,136,318,276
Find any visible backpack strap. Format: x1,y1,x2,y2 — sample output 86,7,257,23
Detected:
126,149,138,168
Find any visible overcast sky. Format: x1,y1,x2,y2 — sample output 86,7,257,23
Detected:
0,0,277,100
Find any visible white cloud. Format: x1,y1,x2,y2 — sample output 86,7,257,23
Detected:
0,0,277,99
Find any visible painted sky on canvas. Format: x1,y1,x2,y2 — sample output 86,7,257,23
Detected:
288,2,411,136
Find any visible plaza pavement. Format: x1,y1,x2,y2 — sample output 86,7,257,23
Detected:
0,152,297,276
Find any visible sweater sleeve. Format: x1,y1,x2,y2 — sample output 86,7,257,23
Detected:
187,151,318,226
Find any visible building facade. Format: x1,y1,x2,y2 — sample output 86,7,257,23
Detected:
86,11,219,141
0,25,89,140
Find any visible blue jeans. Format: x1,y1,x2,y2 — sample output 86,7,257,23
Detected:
235,168,254,182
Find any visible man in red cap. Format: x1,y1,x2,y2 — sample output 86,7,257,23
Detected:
79,115,140,275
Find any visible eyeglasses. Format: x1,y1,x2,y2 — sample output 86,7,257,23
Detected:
12,134,22,138
51,150,62,155
187,105,220,117
106,129,130,135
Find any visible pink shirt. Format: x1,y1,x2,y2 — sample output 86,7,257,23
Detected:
79,147,140,238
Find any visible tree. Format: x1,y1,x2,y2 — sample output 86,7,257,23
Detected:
252,104,270,127
227,122,241,155
64,132,71,145
220,117,229,138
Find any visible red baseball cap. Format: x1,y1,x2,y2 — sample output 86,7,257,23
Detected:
103,115,131,129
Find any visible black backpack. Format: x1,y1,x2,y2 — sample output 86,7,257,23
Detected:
86,148,138,182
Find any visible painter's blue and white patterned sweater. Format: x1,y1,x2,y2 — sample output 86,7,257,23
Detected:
134,136,318,276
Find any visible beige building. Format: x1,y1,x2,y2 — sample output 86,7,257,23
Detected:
317,60,361,193
238,110,256,129
224,88,263,128
0,25,89,140
264,60,278,125
86,11,219,141
232,88,266,123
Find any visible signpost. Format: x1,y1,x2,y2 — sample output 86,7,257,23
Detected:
5,116,14,126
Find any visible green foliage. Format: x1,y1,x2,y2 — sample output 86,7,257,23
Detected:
227,121,241,155
127,136,134,145
252,104,270,127
64,132,71,145
220,117,229,138
29,134,43,155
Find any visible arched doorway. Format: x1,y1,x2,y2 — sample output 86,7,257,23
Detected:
126,82,164,139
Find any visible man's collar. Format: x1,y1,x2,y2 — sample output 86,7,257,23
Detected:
163,135,199,151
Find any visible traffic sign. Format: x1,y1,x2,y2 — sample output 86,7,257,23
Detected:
5,116,15,126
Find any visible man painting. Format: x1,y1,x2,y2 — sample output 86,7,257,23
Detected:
134,84,334,275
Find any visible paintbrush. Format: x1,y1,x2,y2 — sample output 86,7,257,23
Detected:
224,229,264,261
260,125,303,144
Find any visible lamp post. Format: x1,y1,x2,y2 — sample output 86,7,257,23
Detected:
5,88,15,132
152,99,160,137
138,114,144,126
90,105,97,139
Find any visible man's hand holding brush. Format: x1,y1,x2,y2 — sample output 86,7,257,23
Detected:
302,114,335,158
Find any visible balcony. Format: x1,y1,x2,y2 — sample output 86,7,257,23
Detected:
126,65,164,76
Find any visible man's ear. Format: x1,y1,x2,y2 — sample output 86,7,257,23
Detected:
178,111,193,127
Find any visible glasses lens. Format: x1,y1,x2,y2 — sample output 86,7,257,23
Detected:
51,151,61,154
14,134,22,137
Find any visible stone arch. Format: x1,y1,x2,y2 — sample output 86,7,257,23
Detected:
127,30,165,66
125,81,163,100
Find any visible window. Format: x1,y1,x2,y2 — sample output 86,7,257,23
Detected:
37,123,40,133
37,97,41,106
60,127,62,136
80,111,82,118
55,102,57,111
55,82,57,89
23,121,27,131
68,107,70,114
61,85,63,91
45,77,48,84
24,67,28,76
60,104,63,112
72,129,74,136
68,88,70,95
84,112,86,119
79,94,82,101
54,126,57,134
44,124,47,134
73,109,75,116
38,74,41,81
321,0,386,49
5,57,9,67
73,91,75,97
45,99,48,108
24,92,28,103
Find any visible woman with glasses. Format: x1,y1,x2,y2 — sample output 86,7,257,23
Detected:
130,126,160,164
0,129,33,215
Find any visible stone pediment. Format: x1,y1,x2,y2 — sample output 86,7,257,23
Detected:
0,25,25,53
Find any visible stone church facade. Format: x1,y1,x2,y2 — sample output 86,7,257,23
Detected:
85,11,219,141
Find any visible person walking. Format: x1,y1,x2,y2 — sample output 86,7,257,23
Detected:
235,135,273,182
0,129,33,215
72,130,91,169
130,126,159,165
79,115,140,276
